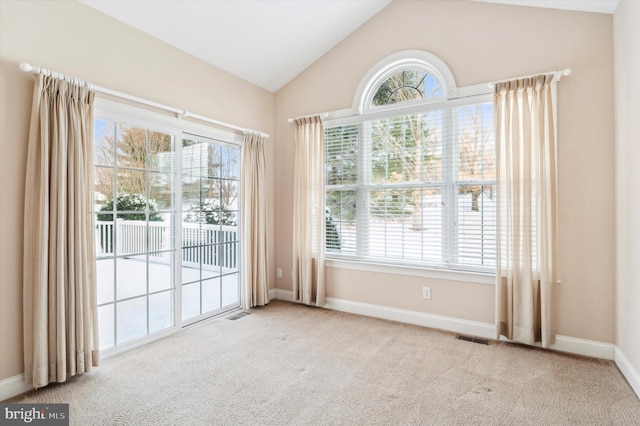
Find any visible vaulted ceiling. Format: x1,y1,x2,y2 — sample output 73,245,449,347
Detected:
81,0,620,93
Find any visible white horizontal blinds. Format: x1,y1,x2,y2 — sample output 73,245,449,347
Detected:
326,125,358,254
325,99,496,272
366,110,445,265
455,103,496,269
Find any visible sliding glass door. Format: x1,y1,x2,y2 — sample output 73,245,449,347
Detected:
94,120,176,349
94,106,242,352
180,135,241,324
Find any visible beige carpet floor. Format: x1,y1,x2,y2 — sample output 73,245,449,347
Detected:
8,300,640,425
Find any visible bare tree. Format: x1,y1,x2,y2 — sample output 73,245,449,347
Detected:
94,123,173,206
371,70,438,230
457,105,495,211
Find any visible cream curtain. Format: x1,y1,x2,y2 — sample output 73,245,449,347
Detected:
494,75,558,348
241,132,269,309
23,74,99,388
292,116,326,306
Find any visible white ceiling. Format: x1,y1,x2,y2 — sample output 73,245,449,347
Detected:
81,0,620,93
469,0,619,14
81,0,392,92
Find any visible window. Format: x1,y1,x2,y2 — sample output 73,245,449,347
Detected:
180,135,240,322
94,120,177,349
94,100,242,352
325,56,495,273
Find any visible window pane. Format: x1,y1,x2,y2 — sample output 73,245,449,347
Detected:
367,188,442,262
417,189,444,264
116,170,146,202
423,74,444,98
326,125,358,186
202,278,221,313
206,144,221,178
221,146,239,179
96,258,114,304
95,216,115,256
201,245,222,280
219,242,238,272
149,172,173,210
223,211,239,229
182,139,207,174
370,111,443,184
181,247,200,284
94,119,115,166
371,69,443,107
458,185,496,267
149,251,172,293
181,223,203,248
200,178,221,206
149,291,173,333
98,304,114,350
116,254,147,299
326,189,357,254
457,103,495,181
117,297,147,344
222,273,239,307
116,125,147,170
220,179,238,209
115,215,147,256
182,188,202,213
95,166,114,205
148,131,173,172
182,283,200,320
147,219,171,253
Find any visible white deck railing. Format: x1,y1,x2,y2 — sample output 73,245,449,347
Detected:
96,220,238,269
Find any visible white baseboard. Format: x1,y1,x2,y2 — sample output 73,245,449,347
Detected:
0,374,32,401
324,296,496,339
272,291,615,361
550,335,614,360
614,346,640,399
271,288,295,302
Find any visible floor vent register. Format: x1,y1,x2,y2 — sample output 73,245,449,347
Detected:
456,335,490,345
227,311,252,321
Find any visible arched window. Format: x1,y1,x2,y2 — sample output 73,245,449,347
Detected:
353,50,457,114
325,51,496,274
370,69,443,107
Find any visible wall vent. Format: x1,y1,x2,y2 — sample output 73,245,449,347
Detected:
456,335,490,345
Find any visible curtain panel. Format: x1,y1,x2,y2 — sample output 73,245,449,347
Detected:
494,75,558,348
23,74,99,388
241,132,269,309
292,116,326,306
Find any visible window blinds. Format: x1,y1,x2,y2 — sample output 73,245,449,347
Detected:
325,99,496,272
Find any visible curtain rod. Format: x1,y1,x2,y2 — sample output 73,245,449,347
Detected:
287,68,571,124
19,62,269,139
287,112,329,124
488,69,571,88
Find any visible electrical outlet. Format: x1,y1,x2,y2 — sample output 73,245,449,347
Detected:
422,286,431,299
277,268,283,279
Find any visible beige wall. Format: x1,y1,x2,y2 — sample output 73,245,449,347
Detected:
275,1,615,342
0,0,275,381
614,0,640,382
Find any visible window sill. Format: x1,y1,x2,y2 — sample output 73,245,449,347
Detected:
325,258,495,285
